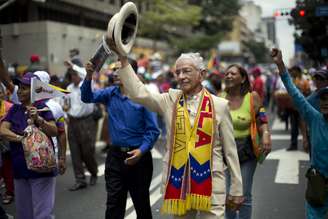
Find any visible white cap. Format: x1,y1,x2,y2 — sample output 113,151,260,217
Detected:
34,71,50,84
137,66,146,74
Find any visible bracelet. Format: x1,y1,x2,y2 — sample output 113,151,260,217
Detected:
263,130,270,134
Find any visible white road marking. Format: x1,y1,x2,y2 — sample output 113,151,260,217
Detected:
271,117,302,140
272,118,286,131
266,149,309,184
151,147,163,159
85,163,105,177
125,186,162,219
270,135,302,140
125,173,163,218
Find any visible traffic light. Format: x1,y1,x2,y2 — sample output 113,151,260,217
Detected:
290,8,307,19
274,9,291,17
299,9,305,17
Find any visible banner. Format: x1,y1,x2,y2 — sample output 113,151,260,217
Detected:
31,78,69,103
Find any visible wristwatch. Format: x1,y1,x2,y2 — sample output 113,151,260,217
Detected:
36,116,45,127
16,135,23,142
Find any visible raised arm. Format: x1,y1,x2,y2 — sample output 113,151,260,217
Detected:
271,49,319,124
0,58,15,93
117,56,166,114
80,62,110,104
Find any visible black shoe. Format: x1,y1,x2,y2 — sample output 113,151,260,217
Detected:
68,182,87,191
89,175,97,186
286,146,297,151
101,144,110,153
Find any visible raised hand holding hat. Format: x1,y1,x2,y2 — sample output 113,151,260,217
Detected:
106,2,138,57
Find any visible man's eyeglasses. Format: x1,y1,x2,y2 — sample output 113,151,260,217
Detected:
175,67,198,76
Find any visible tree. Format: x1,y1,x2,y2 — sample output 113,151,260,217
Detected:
190,0,240,35
244,39,271,63
138,0,240,53
172,0,240,52
139,0,201,41
290,0,328,64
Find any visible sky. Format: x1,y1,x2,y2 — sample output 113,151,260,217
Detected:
252,0,296,65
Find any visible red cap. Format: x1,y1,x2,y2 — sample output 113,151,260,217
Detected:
251,67,261,76
30,54,40,63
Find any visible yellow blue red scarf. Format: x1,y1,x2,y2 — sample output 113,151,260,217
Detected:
162,89,215,215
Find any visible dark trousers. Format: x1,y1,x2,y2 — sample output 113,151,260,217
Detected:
290,110,300,148
68,115,98,183
1,152,14,195
0,205,7,219
105,148,153,219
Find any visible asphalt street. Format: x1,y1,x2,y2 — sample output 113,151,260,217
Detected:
3,117,309,219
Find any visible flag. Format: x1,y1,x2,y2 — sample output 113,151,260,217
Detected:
31,78,70,103
207,49,219,70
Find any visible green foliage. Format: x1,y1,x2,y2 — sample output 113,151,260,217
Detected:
138,0,240,52
245,39,271,63
191,0,240,35
290,0,328,64
171,32,224,54
172,0,240,52
139,0,201,40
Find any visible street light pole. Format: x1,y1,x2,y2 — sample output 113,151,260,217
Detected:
0,0,16,12
0,27,2,58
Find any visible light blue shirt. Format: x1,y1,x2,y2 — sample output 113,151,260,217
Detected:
307,91,320,111
281,71,328,177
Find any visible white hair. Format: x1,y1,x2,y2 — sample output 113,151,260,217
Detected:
176,52,205,71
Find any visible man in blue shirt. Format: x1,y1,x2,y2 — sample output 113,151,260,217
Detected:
81,59,159,219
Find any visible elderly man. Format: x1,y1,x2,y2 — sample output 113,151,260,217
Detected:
111,51,243,218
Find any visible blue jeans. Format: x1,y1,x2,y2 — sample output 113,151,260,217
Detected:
306,197,328,219
226,159,257,219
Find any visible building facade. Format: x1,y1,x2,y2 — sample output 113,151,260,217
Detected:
0,0,167,75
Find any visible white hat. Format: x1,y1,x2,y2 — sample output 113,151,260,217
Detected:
107,2,138,56
34,71,50,84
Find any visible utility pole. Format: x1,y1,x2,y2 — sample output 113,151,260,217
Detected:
0,0,15,12
0,27,2,59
